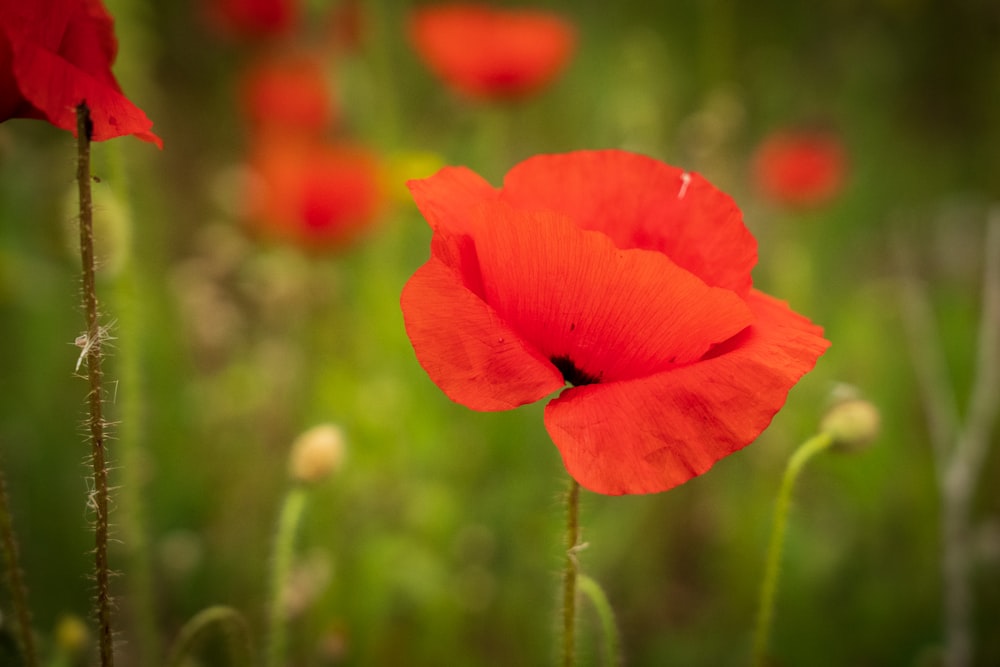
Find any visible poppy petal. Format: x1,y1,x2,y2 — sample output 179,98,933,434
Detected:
10,36,160,145
401,256,564,411
469,202,753,383
407,165,499,234
501,149,756,296
543,290,830,495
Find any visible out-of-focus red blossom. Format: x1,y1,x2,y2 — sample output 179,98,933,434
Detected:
401,150,830,495
239,52,335,137
245,138,383,250
205,0,299,40
751,130,847,207
0,0,160,146
408,3,576,101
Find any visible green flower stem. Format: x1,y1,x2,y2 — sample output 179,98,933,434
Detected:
76,103,115,667
578,574,621,667
266,485,309,667
166,606,253,667
562,477,580,667
751,431,834,667
0,461,37,667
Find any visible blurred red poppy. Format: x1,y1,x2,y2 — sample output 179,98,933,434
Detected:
751,130,847,207
245,138,383,250
401,150,830,495
0,0,160,146
205,0,299,40
239,52,335,137
408,3,575,100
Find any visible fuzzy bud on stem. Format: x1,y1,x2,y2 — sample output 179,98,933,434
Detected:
288,424,345,484
820,398,881,451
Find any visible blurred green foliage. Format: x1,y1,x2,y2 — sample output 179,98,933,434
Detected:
1,1,999,666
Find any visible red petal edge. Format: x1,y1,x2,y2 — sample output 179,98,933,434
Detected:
11,37,161,146
543,290,830,495
500,149,757,297
401,256,564,411
407,165,498,233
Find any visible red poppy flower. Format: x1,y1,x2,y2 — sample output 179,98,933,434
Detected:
245,138,382,250
401,150,830,495
0,0,160,146
205,0,299,40
239,52,335,137
751,130,847,207
408,3,575,100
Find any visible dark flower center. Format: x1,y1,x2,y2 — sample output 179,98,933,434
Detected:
551,355,599,386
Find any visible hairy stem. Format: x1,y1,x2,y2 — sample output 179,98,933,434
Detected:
562,477,580,667
0,461,38,667
751,431,834,667
77,103,115,667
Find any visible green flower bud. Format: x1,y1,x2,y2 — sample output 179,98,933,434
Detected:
820,398,880,451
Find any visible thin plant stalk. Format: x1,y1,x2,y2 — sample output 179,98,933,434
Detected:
894,213,1000,667
578,573,621,667
562,477,580,667
76,102,115,667
266,485,308,667
751,431,834,667
166,606,253,667
0,461,38,667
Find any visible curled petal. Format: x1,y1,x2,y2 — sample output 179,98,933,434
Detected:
401,257,564,411
2,0,161,146
470,202,752,383
544,290,830,494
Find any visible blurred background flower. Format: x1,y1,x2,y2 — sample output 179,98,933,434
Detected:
239,50,337,139
751,128,848,208
408,3,576,101
204,0,300,40
243,138,383,250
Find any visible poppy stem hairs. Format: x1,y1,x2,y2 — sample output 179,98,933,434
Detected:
76,102,116,667
562,478,581,667
750,431,834,667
